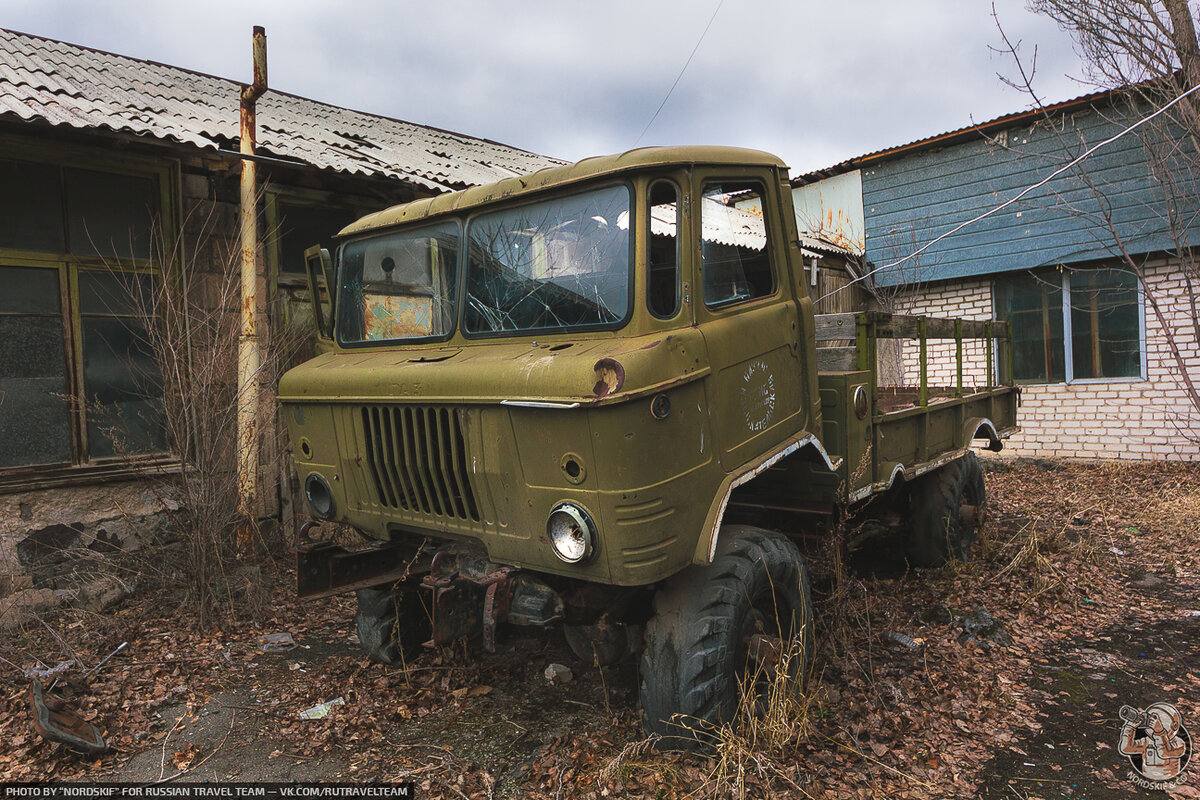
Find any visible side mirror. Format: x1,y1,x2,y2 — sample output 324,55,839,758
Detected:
304,245,335,340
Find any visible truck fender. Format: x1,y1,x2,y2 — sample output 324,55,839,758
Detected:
693,433,838,565
965,417,1004,452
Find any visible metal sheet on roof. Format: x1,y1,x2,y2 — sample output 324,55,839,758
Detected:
0,27,564,191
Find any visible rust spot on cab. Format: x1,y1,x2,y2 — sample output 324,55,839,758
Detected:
592,358,625,397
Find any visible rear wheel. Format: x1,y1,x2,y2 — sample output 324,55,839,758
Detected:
355,584,431,665
640,525,813,751
907,451,986,567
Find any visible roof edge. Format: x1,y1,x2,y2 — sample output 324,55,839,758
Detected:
0,26,561,164
791,84,1125,187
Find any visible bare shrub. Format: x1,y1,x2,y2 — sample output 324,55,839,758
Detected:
99,203,303,625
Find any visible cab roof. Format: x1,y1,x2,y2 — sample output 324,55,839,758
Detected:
339,145,788,237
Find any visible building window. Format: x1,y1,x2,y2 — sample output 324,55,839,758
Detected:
994,267,1142,384
0,155,169,477
271,199,361,276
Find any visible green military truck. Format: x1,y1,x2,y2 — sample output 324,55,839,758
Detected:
279,146,1018,748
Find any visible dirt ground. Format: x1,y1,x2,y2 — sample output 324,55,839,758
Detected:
3,458,1199,798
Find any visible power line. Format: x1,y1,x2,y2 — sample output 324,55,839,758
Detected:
634,0,725,147
818,81,1200,303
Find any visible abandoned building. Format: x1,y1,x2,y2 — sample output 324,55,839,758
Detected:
793,87,1200,461
0,27,562,601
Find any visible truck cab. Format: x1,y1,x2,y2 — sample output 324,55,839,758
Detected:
281,147,834,587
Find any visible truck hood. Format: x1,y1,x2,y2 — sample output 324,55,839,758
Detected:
277,329,709,407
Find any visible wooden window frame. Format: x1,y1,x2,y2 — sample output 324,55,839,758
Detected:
993,266,1146,386
0,137,181,491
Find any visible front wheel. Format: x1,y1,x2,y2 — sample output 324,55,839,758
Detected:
640,525,813,751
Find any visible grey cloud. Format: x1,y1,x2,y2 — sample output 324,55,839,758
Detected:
0,0,1086,174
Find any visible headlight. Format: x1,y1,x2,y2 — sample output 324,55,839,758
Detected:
305,473,335,519
547,503,596,564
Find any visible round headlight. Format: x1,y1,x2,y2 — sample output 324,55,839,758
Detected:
305,473,334,519
547,503,596,564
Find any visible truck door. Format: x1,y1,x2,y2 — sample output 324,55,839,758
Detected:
694,175,807,472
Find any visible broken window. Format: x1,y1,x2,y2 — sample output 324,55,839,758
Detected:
464,185,631,334
275,202,360,275
65,168,156,261
647,181,681,319
338,221,460,344
0,159,66,253
995,267,1141,384
701,183,775,309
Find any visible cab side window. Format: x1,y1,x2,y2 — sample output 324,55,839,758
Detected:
647,180,680,318
700,182,774,309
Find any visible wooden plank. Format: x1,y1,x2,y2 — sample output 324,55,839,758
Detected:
814,313,859,341
872,314,992,339
816,346,859,372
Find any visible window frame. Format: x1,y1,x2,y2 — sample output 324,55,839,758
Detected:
0,137,180,489
646,178,683,320
334,218,464,349
994,266,1147,386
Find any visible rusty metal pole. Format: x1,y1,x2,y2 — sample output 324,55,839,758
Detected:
237,26,267,555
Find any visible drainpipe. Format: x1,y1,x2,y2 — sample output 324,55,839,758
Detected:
237,26,267,554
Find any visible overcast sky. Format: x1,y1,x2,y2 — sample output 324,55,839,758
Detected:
1,1,1090,176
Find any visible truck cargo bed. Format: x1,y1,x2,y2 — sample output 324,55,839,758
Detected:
814,312,1018,503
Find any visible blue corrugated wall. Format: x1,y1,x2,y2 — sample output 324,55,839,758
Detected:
864,103,1200,286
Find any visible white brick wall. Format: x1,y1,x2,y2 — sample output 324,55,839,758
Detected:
886,261,1200,461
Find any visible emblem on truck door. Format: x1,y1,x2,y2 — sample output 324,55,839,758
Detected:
741,359,776,433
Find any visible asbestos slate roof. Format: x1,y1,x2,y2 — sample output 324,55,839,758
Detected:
0,28,565,192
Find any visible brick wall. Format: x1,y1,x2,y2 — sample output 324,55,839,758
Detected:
888,261,1199,461
881,279,993,391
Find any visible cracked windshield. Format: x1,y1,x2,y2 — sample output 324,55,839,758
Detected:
464,184,630,334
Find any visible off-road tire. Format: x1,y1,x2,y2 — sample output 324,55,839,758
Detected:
640,525,813,751
355,584,431,666
907,451,986,567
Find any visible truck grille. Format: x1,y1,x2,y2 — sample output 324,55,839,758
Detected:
359,405,481,522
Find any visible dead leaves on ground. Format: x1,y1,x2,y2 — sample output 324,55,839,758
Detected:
1,460,1197,798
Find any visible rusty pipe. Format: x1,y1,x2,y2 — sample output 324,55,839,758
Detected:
237,25,267,549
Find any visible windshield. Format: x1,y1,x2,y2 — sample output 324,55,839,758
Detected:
463,184,631,334
337,221,460,345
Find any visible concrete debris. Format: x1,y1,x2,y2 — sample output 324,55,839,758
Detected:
957,609,1014,648
0,588,60,632
75,576,132,613
259,632,298,653
544,663,573,685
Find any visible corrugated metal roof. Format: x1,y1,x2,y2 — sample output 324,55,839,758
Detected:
0,27,565,191
798,235,853,259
